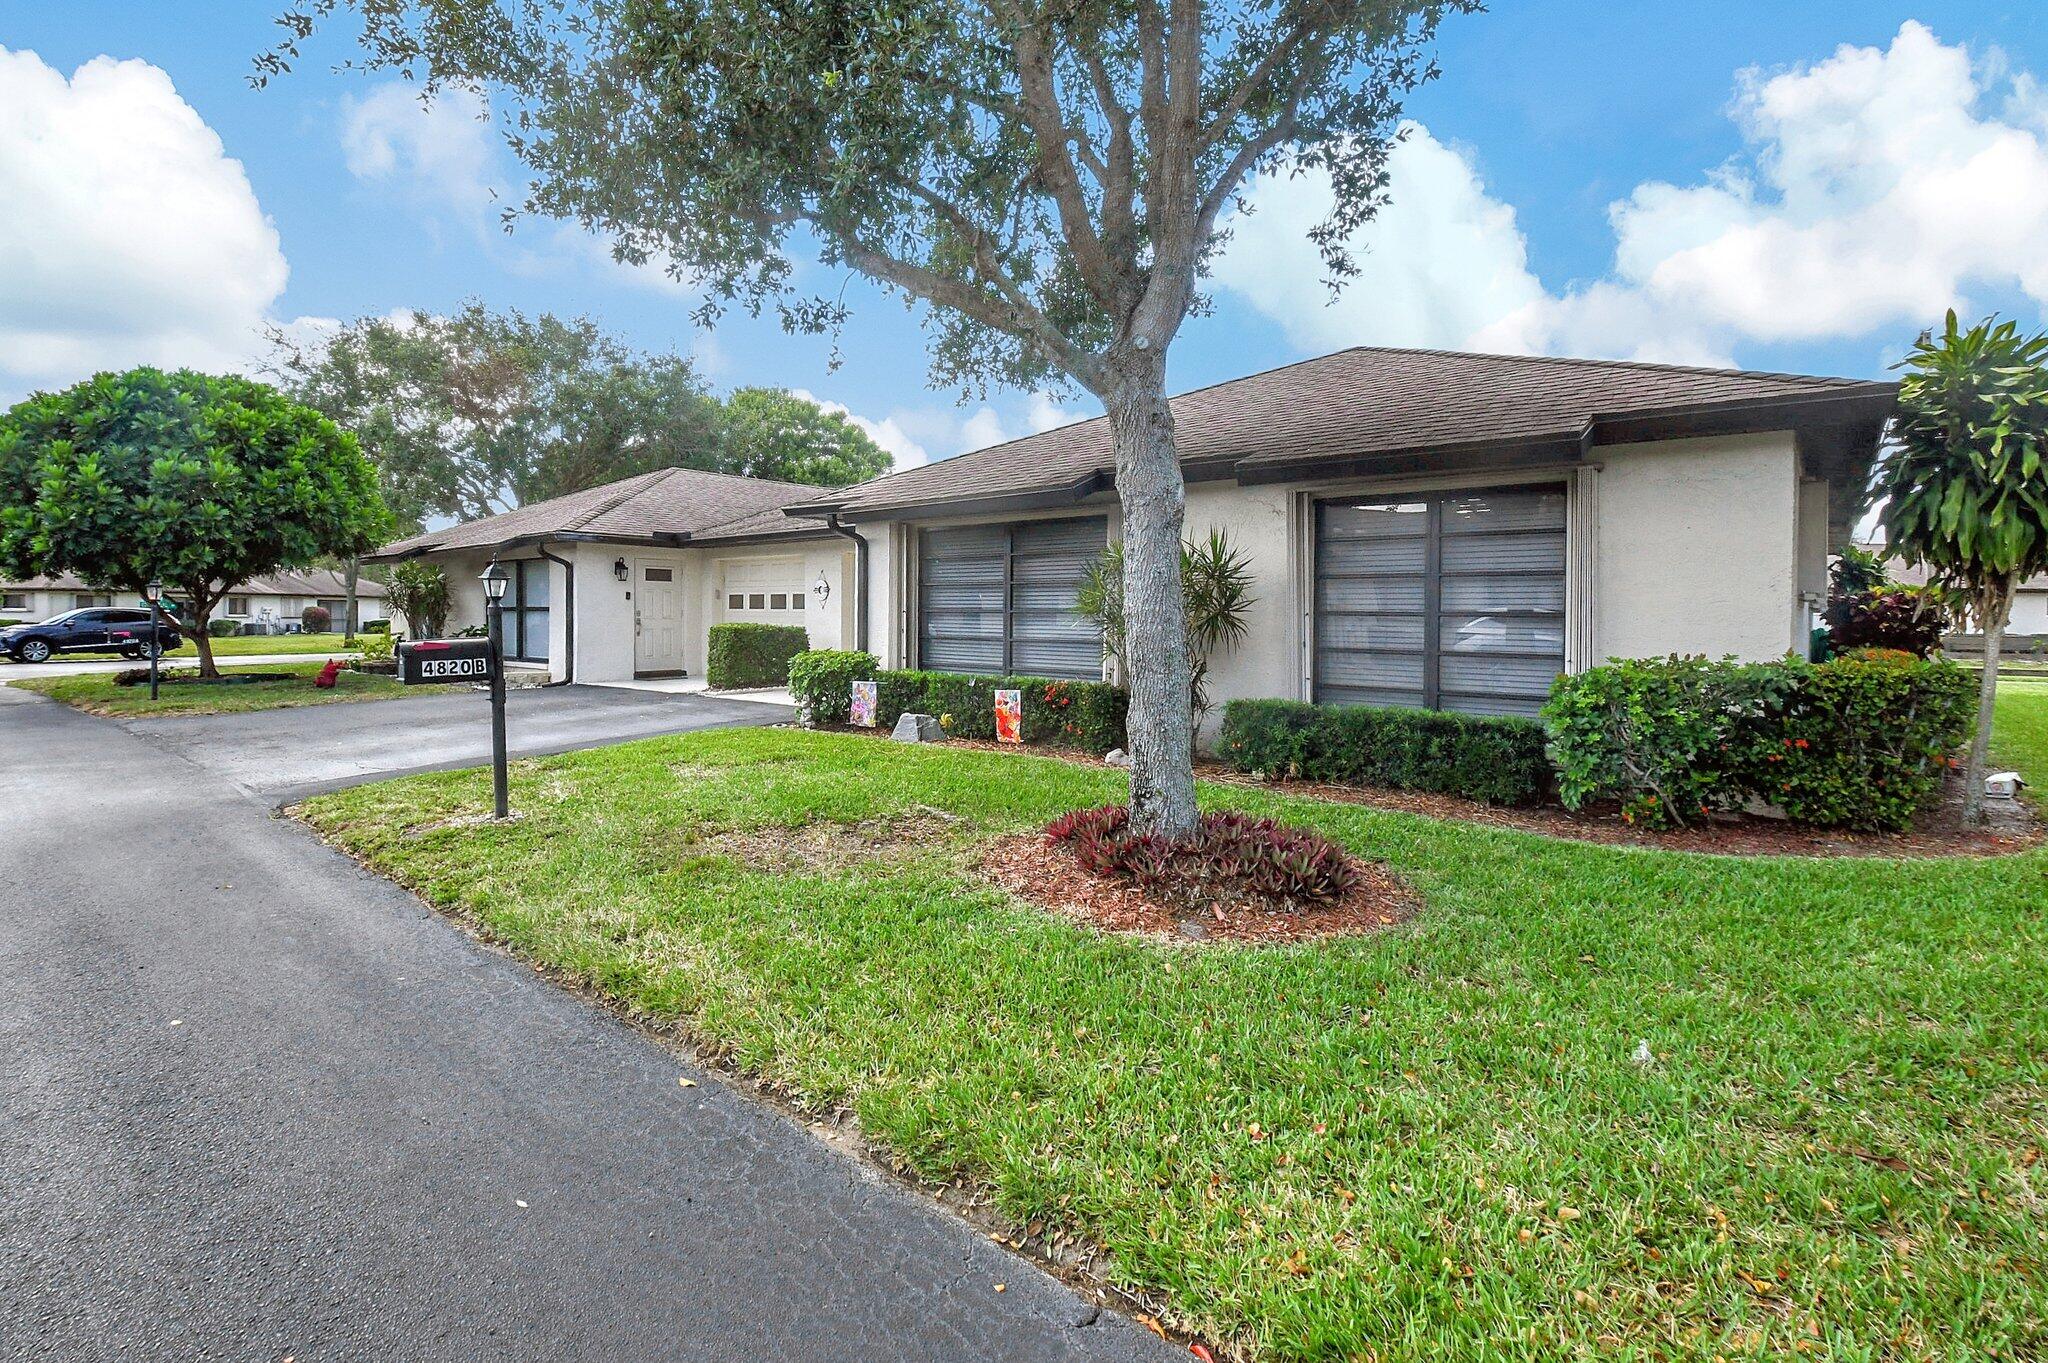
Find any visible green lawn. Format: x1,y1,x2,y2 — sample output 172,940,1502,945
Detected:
1994,676,2048,785
14,659,410,716
167,632,364,657
300,706,2048,1360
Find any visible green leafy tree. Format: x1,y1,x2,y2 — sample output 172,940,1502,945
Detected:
267,302,722,523
263,0,1472,835
1878,311,2048,822
1077,529,1256,738
0,368,391,678
384,559,454,638
714,387,894,486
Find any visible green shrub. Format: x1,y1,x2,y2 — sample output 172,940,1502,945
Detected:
1738,649,1975,831
300,604,331,633
707,622,809,689
206,618,242,638
1543,652,1973,831
926,672,999,739
843,667,1128,749
356,630,396,665
360,618,392,634
787,648,878,724
1220,699,1551,806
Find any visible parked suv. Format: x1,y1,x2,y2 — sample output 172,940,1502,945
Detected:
0,608,183,664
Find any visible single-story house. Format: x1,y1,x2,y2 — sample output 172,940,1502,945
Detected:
1,569,397,633
371,346,1896,728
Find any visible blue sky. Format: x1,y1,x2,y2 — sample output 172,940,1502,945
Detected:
4,2,2047,467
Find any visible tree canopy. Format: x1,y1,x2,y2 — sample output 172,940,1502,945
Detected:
0,368,391,676
267,0,1473,835
716,387,894,486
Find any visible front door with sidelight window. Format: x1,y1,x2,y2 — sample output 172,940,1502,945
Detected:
634,562,687,675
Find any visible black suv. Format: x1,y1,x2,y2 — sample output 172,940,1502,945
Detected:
0,608,184,664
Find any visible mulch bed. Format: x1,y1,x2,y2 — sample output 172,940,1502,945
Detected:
981,835,1418,944
808,721,2041,859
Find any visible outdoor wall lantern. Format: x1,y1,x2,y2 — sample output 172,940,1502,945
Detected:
613,557,630,583
480,562,509,603
812,573,831,603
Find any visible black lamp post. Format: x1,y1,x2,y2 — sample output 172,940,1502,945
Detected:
145,578,164,702
480,562,510,819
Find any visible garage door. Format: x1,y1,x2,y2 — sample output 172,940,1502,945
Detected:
1313,485,1566,717
918,516,1107,679
721,560,808,625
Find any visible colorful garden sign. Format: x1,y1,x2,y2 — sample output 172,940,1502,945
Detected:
850,679,878,727
995,688,1023,743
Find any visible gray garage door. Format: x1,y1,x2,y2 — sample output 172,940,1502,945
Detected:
1314,485,1566,717
918,517,1108,679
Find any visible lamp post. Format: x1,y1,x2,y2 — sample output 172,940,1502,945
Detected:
145,578,164,702
480,562,510,819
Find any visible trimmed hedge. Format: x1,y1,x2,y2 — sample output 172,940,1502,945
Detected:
783,649,1128,751
300,605,331,633
1220,699,1552,806
207,618,242,638
787,649,877,723
707,622,809,689
1542,650,1974,831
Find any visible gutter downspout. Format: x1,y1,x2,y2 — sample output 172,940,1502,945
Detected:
535,543,575,686
824,514,869,654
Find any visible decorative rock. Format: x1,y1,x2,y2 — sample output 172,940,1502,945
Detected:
891,712,945,743
1103,748,1131,767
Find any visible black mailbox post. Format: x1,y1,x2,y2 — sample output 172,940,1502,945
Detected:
396,638,497,686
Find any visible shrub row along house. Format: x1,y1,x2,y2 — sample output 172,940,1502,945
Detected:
370,345,1896,727
0,568,395,632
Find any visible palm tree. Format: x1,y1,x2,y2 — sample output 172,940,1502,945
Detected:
1878,311,2048,822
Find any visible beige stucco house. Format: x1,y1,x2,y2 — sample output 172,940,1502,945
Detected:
372,346,1896,727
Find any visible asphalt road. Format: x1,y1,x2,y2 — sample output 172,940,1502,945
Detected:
120,682,796,803
0,688,1176,1361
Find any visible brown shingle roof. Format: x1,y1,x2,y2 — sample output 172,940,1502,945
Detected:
368,466,837,560
788,346,1898,519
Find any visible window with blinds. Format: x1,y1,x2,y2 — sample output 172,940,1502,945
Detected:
1313,485,1566,717
918,517,1108,679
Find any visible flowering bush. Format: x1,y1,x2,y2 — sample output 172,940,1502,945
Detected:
1825,586,1950,657
1045,805,1359,909
1543,651,1973,831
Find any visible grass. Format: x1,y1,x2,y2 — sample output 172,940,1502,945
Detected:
167,632,366,657
1994,676,2048,785
299,692,2048,1362
13,659,412,717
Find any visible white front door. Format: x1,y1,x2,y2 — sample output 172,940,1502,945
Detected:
719,559,807,627
634,561,687,674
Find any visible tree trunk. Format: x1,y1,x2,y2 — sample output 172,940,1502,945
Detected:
343,555,361,646
1105,353,1198,838
1961,586,2010,825
190,618,219,680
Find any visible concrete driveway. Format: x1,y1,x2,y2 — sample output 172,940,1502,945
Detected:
0,685,1174,1361
119,682,794,803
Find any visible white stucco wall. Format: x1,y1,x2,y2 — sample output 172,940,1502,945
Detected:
1591,432,1808,663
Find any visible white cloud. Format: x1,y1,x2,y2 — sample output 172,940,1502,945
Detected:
1211,124,1545,353
1216,22,2048,368
790,388,1090,470
340,80,693,297
0,48,292,397
791,388,933,468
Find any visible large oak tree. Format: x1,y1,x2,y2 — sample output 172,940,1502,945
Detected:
266,0,1473,834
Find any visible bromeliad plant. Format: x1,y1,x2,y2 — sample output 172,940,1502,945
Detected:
1046,805,1359,910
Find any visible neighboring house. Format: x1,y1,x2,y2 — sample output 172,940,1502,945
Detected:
371,346,1896,729
0,569,399,634
1857,541,2048,637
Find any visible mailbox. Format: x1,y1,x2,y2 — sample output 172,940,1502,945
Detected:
397,638,498,686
